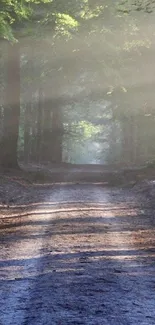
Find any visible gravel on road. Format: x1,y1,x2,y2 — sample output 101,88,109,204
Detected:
0,184,155,325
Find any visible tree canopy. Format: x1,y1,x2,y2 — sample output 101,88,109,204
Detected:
1,0,155,166
0,0,106,41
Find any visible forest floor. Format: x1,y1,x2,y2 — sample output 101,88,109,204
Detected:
0,165,155,324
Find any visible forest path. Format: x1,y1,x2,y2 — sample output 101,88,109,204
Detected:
0,184,155,325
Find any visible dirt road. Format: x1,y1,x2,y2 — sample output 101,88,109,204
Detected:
0,184,155,325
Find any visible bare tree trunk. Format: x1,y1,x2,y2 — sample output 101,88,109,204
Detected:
0,107,3,140
0,42,20,169
30,100,37,162
36,87,43,163
41,100,52,162
51,105,63,164
40,97,64,164
121,115,135,165
24,104,32,163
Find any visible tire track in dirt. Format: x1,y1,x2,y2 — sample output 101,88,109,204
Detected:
0,186,67,325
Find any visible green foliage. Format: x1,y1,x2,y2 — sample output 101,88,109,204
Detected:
0,0,52,41
0,0,107,41
64,120,103,164
68,120,101,141
0,0,31,41
41,12,79,38
0,16,15,42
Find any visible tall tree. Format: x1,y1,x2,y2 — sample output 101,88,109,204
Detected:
1,42,20,168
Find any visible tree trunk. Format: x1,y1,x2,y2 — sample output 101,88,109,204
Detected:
51,105,63,164
24,104,32,163
0,42,20,169
41,100,52,162
30,100,37,162
0,107,3,140
41,98,64,164
121,115,135,165
36,87,43,163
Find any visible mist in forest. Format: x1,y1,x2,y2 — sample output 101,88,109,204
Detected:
0,1,155,168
